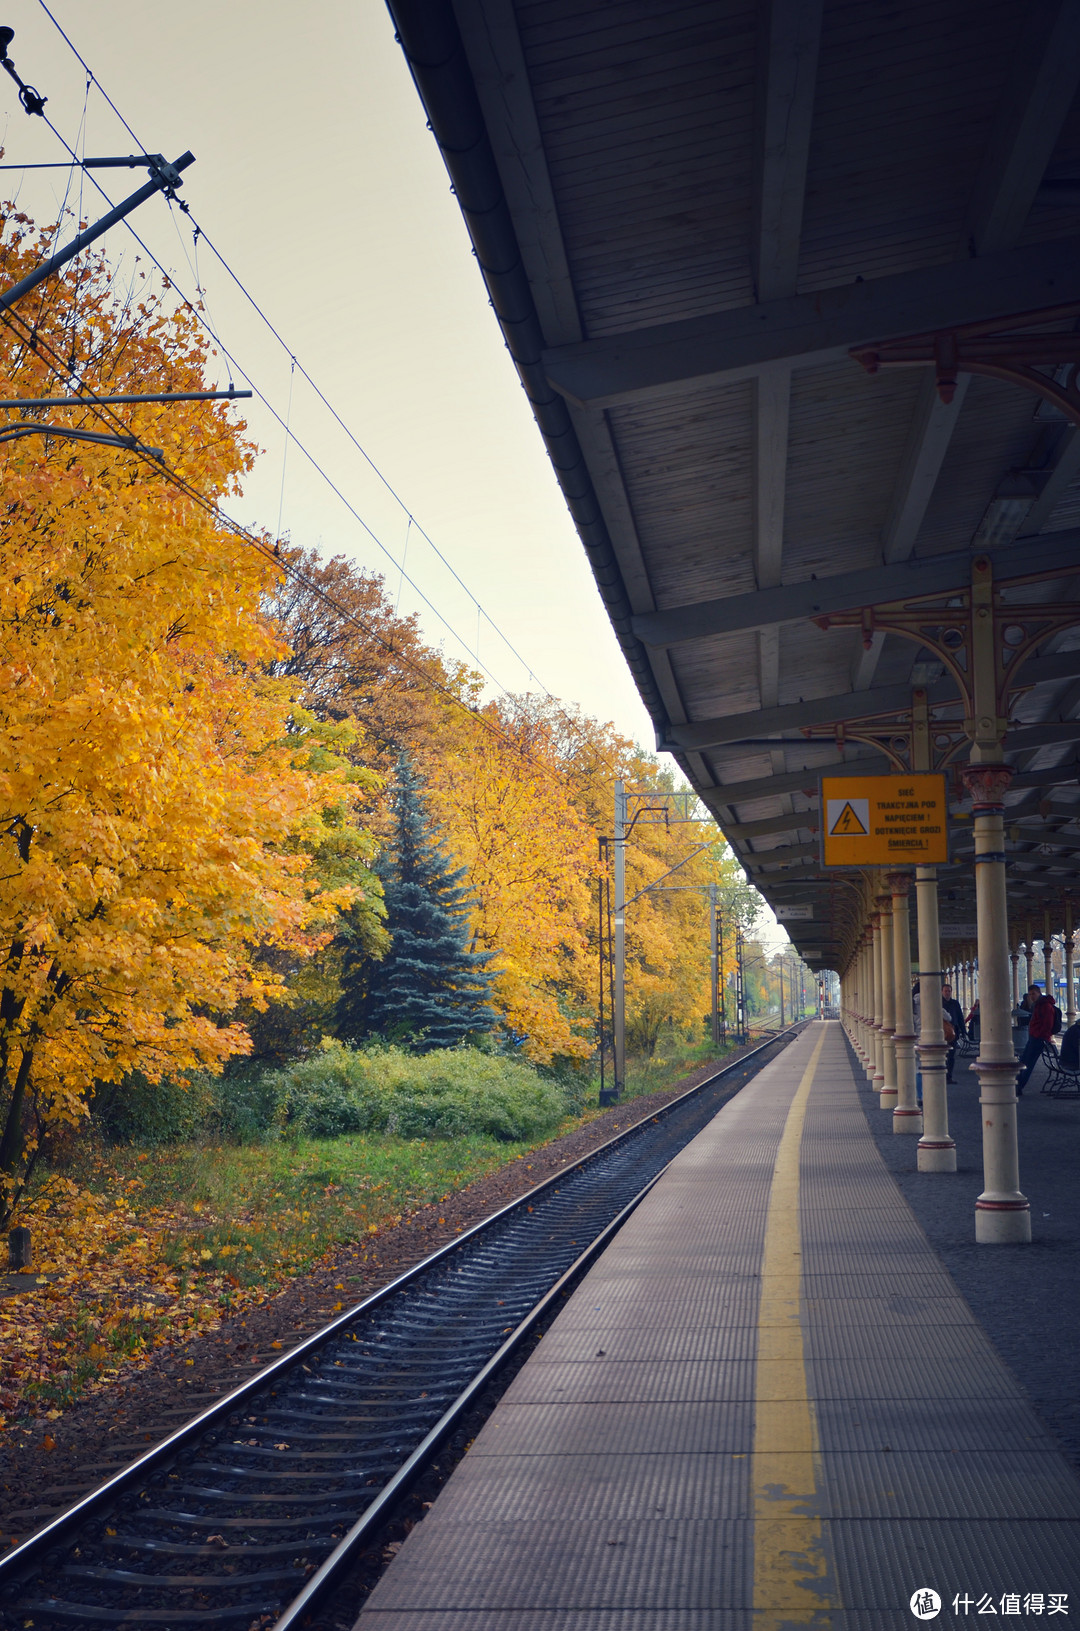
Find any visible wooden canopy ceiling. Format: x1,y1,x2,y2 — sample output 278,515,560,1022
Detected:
388,0,1080,971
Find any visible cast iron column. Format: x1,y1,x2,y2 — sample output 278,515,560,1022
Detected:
890,872,921,1134
1066,903,1076,1026
871,911,885,1093
878,889,897,1110
915,865,955,1171
964,765,1030,1244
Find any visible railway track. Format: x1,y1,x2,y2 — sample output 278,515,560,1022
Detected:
0,1025,802,1630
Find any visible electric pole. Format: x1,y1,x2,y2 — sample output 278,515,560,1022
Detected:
709,883,719,1048
612,779,626,1102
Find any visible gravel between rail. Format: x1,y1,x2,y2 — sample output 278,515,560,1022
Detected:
0,1038,775,1551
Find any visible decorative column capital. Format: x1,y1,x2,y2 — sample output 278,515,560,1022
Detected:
875,893,891,912
962,763,1014,811
887,870,912,897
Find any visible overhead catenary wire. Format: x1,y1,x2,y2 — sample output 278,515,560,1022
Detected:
28,0,625,779
15,109,544,728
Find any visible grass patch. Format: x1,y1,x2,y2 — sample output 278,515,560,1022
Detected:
618,1029,740,1102
128,1128,565,1291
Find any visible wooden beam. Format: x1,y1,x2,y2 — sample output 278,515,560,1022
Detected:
881,372,972,564
1023,429,1080,533
633,529,1080,647
666,678,959,753
726,810,821,840
541,237,1080,409
677,646,1080,752
703,755,891,809
753,368,790,591
753,0,823,303
746,841,821,868
750,0,823,611
968,0,1080,255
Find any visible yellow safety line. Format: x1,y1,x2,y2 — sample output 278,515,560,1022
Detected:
752,1024,837,1629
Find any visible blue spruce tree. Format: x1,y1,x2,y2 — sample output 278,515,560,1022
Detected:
339,754,497,1048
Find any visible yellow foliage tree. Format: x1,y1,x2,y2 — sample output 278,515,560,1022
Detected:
425,701,596,1062
0,218,367,1218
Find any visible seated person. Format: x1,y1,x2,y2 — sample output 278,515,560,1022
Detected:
967,997,980,1045
1016,987,1057,1095
941,983,965,1082
1060,1018,1080,1073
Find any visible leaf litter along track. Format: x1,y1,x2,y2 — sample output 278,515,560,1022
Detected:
0,1027,802,1631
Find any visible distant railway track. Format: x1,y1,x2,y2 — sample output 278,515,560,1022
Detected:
0,1025,803,1630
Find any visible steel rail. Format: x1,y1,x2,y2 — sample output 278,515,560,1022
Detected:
0,1024,804,1628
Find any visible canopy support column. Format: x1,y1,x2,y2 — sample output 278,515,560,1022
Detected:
964,765,1030,1244
878,889,897,1109
890,872,921,1134
1066,903,1076,1026
871,911,885,1094
916,865,955,1171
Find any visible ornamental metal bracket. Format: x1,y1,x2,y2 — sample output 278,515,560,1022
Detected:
851,303,1080,423
798,688,969,774
813,555,1080,762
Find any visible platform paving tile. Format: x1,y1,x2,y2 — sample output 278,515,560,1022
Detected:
804,1321,1002,1361
799,1271,958,1298
818,1450,1080,1520
813,1395,1057,1454
463,1399,755,1459
826,1519,1080,1604
425,1450,752,1523
804,1356,1021,1401
561,1275,762,1317
572,1259,763,1282
362,1518,753,1612
801,1294,979,1327
499,1357,756,1405
800,1215,927,1246
357,1616,910,1631
550,1286,761,1330
535,1323,757,1363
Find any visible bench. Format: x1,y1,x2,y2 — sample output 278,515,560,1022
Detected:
1039,1039,1080,1099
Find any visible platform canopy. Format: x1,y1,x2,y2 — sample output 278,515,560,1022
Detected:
388,0,1080,971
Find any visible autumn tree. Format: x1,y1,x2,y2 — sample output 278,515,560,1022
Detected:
267,549,470,780
339,755,496,1048
424,699,596,1063
0,216,377,1220
230,711,388,1064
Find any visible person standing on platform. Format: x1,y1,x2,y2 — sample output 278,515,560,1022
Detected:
913,981,955,1107
942,983,966,1083
1015,987,1034,1040
1015,986,1056,1096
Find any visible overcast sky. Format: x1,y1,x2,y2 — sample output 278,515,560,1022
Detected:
0,0,658,748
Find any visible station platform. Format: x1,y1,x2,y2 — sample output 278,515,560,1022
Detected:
357,1022,1080,1629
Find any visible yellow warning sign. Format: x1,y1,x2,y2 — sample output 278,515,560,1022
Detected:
820,773,948,867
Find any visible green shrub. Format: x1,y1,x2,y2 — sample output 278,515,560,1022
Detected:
93,1072,217,1147
271,1042,571,1143
94,1043,575,1149
207,1066,286,1142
